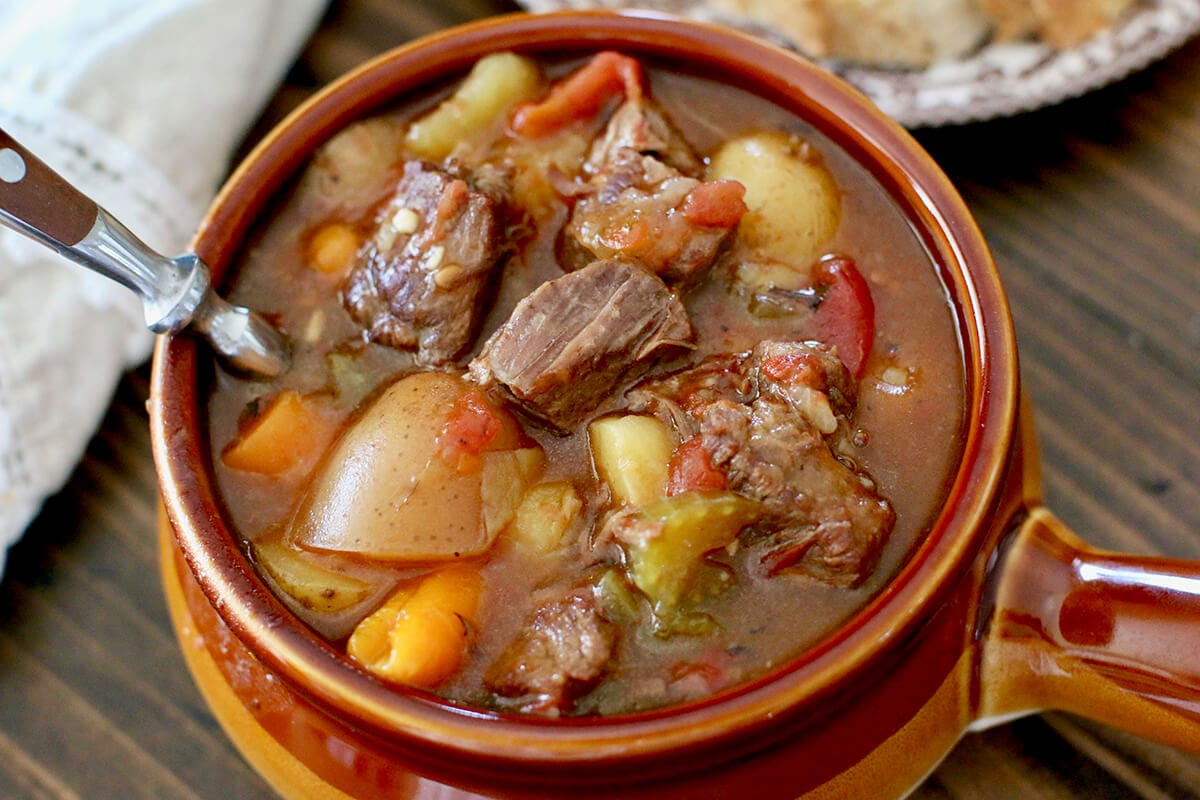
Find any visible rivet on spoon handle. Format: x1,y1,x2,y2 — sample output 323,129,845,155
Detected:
0,128,290,379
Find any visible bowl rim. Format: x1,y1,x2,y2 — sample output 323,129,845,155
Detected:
151,8,1018,772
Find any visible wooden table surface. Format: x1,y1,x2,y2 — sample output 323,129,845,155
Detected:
2,1,1198,798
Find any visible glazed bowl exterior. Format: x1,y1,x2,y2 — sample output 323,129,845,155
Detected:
149,12,1200,800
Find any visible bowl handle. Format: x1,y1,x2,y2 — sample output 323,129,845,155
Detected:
977,504,1200,751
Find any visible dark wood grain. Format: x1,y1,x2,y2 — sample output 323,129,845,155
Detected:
1,1,1197,797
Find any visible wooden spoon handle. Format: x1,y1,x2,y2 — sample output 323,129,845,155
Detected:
0,127,98,248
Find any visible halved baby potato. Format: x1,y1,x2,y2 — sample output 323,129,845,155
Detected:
291,372,537,561
253,540,372,614
707,130,842,290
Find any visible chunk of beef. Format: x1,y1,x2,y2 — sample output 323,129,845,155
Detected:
469,260,693,429
583,98,703,177
484,588,617,715
628,341,856,438
564,150,745,284
563,100,746,284
627,340,892,587
343,160,508,365
701,396,894,586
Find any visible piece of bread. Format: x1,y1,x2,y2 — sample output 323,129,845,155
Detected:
825,0,993,67
1028,0,1138,47
707,0,834,58
709,0,992,67
708,0,1140,67
974,0,1039,40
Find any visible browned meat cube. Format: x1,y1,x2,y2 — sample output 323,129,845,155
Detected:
469,260,693,429
701,396,894,586
563,100,746,284
627,340,893,587
583,98,703,177
626,341,855,438
484,588,617,715
343,160,507,365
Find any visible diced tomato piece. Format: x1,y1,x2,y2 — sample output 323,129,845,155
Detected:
760,351,823,388
666,437,727,495
438,388,502,471
510,51,643,138
813,257,875,378
669,646,740,695
680,180,747,228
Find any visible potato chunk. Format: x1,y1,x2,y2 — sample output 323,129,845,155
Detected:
480,447,545,538
253,540,371,614
588,414,677,507
405,51,542,160
507,482,584,554
707,131,841,288
292,372,524,561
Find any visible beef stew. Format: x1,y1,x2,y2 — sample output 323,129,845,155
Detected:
206,51,965,717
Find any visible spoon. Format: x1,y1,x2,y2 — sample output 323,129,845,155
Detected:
0,127,290,378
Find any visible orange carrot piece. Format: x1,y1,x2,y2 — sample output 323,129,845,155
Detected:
510,51,643,138
305,222,360,276
347,565,483,689
221,390,332,475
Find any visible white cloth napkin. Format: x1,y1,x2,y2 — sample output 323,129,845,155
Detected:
0,0,327,576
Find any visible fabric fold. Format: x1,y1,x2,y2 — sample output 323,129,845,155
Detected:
0,0,328,575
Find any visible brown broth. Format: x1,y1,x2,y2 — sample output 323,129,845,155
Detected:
207,61,964,716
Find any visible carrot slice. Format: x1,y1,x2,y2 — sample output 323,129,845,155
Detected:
305,223,359,275
221,390,332,475
347,566,483,689
510,51,643,138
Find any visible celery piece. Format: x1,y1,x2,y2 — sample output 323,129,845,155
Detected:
620,492,760,622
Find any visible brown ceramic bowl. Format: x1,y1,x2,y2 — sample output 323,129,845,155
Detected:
150,11,1200,799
